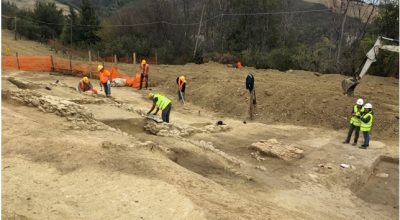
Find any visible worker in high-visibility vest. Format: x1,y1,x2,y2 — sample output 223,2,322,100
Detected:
139,59,149,90
97,64,112,97
176,75,186,103
359,103,374,149
343,98,364,146
147,93,172,123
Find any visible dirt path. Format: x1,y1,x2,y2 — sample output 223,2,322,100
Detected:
2,70,398,219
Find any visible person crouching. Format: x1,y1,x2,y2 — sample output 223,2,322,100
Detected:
147,93,172,123
77,77,98,95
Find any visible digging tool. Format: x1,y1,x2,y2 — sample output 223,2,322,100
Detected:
253,88,257,105
179,87,186,104
141,113,164,123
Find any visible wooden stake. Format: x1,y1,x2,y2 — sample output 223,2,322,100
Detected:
155,50,158,65
50,55,54,71
16,52,20,70
69,54,72,74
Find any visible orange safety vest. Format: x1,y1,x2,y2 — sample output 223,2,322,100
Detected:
140,64,149,74
80,81,85,91
99,70,111,83
178,79,185,90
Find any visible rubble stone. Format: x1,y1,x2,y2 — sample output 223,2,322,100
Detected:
249,139,304,161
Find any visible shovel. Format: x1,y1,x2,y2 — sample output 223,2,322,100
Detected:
178,85,185,104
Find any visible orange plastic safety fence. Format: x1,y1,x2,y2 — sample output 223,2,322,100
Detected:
2,55,143,88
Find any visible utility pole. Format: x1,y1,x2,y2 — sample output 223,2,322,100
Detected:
14,16,17,40
70,19,73,46
193,4,206,58
336,0,350,64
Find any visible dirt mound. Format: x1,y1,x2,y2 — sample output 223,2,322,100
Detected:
2,88,107,131
137,62,398,140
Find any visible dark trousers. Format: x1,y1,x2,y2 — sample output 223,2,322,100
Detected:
345,124,360,143
162,104,171,123
139,73,148,89
363,131,370,147
248,90,255,120
102,82,111,96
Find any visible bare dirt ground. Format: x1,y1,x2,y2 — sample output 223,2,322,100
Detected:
2,31,399,219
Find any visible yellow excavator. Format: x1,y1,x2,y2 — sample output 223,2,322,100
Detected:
342,36,399,96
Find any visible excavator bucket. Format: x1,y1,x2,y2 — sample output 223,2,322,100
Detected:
342,78,358,97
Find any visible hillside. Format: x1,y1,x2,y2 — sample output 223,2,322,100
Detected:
303,0,379,21
2,24,399,219
4,0,72,14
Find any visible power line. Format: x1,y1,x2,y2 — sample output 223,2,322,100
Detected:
221,9,332,16
2,8,333,27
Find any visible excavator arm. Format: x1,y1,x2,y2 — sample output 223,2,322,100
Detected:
342,37,399,96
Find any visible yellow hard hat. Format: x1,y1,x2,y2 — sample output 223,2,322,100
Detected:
82,77,89,83
97,64,104,71
179,76,186,82
141,59,147,65
148,93,154,99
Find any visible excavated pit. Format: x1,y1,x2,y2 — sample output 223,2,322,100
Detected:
170,147,238,180
101,118,147,135
353,156,399,209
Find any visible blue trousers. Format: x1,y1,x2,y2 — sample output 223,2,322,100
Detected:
102,83,111,96
162,104,171,123
363,131,370,147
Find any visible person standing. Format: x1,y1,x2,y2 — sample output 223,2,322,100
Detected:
360,103,374,149
246,73,256,120
139,59,149,90
176,75,186,103
147,93,172,123
97,64,112,97
343,98,364,146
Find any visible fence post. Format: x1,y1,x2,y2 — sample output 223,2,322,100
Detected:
155,50,158,65
88,50,92,79
16,52,20,70
114,54,117,64
69,54,72,75
50,55,54,71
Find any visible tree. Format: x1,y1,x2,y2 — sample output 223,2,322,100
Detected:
33,1,64,41
61,5,80,45
79,0,101,45
373,0,398,39
1,2,19,30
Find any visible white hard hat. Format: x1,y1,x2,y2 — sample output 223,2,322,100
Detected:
356,98,364,105
364,103,372,109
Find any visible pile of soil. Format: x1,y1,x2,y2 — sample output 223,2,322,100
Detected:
118,62,398,140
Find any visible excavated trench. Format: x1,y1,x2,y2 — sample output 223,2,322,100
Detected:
101,118,147,135
353,156,399,209
170,147,237,179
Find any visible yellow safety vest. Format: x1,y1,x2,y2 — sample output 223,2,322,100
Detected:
360,112,373,132
350,105,364,126
154,94,171,110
